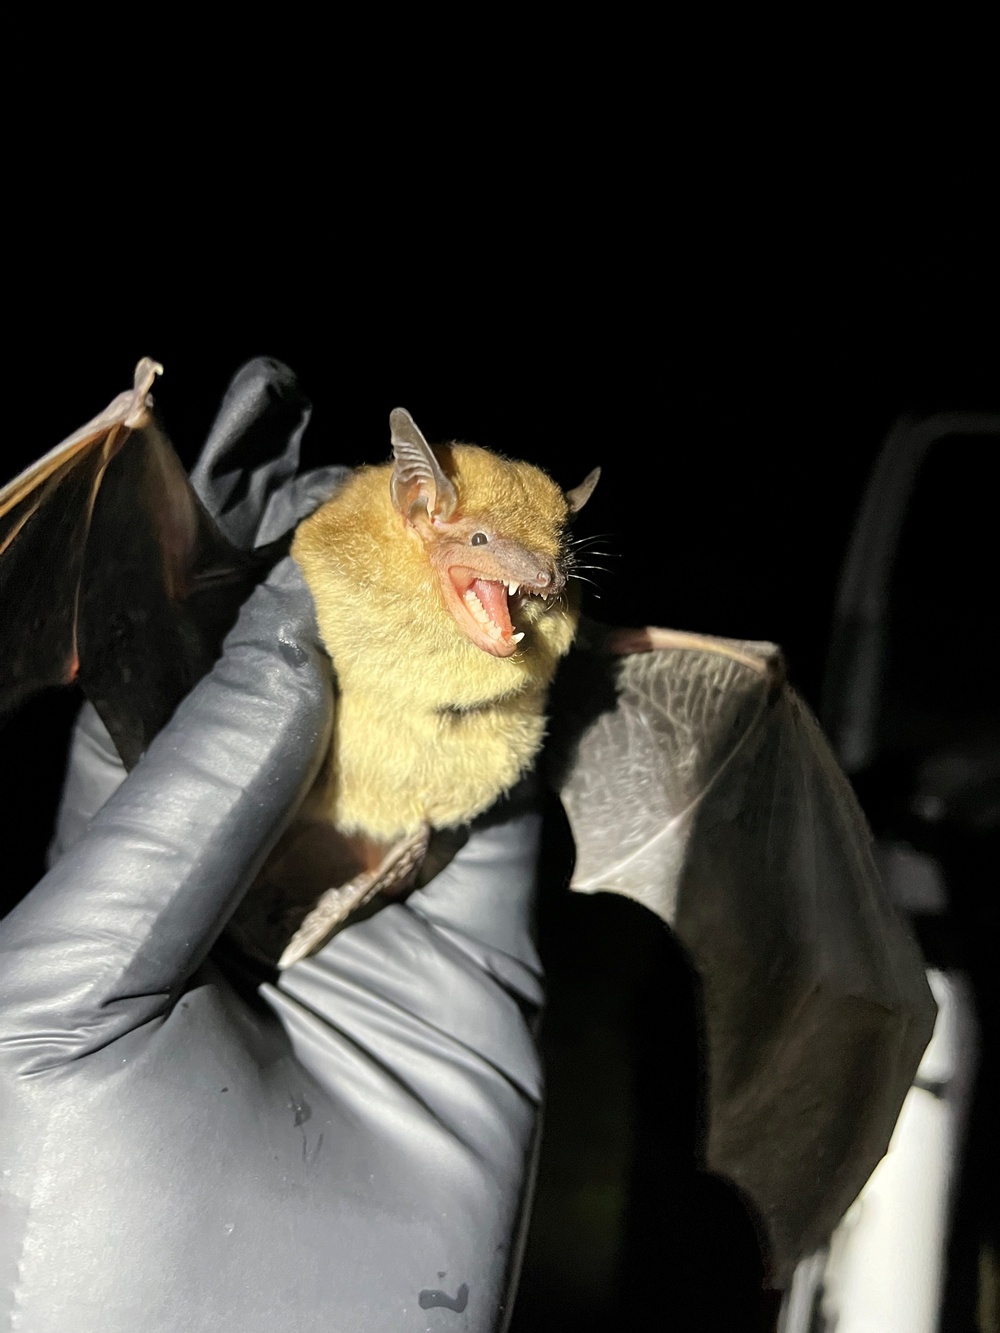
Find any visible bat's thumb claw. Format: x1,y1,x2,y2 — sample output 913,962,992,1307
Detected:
125,358,164,426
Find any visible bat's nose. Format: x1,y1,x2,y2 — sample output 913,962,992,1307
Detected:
533,565,565,596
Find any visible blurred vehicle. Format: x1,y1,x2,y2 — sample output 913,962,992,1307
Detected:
781,411,1000,1333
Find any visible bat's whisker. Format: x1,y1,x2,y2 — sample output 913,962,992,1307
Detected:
568,533,616,553
569,573,603,593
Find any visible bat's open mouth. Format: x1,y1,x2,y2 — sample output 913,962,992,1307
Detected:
445,569,527,657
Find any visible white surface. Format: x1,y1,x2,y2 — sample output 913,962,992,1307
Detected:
782,970,977,1333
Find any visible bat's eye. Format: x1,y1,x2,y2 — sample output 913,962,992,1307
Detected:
470,532,489,546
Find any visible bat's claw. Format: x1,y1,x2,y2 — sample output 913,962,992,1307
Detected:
125,358,163,427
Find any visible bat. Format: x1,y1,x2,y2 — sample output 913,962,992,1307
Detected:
0,360,936,1286
252,409,599,968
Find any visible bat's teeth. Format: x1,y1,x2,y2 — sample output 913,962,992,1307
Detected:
511,631,525,643
464,586,505,637
464,588,488,621
507,581,520,596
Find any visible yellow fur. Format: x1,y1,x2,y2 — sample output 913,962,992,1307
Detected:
292,445,578,840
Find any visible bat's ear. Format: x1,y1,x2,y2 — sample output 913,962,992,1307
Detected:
566,467,601,514
389,408,458,524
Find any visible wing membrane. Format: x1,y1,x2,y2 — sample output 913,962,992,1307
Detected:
0,360,276,767
546,624,936,1281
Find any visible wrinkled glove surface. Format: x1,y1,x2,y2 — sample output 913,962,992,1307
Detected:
0,361,544,1333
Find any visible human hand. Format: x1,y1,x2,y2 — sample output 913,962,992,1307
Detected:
0,361,545,1333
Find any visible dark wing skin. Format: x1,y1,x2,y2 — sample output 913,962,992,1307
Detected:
546,623,937,1285
0,359,280,768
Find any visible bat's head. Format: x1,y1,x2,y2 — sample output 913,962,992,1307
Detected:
387,408,599,659
292,410,599,709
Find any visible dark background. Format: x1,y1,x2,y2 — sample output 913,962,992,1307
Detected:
2,243,996,1328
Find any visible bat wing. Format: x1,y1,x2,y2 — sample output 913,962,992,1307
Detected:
545,623,937,1284
0,360,276,768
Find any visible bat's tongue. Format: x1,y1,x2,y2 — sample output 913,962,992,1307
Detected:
468,578,512,637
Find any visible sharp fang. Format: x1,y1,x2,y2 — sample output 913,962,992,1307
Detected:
508,581,520,596
512,631,525,643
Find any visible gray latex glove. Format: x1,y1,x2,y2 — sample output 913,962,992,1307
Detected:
0,362,545,1333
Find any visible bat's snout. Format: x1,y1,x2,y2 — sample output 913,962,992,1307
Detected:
531,563,565,598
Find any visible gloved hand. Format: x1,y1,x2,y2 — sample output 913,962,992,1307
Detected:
0,361,545,1333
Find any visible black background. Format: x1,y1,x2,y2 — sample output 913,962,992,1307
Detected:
2,197,996,1328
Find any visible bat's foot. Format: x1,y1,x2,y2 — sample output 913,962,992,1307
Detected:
276,828,430,969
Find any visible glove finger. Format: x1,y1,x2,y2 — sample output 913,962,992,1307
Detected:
46,701,127,866
0,559,331,1067
407,776,545,965
189,358,312,547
